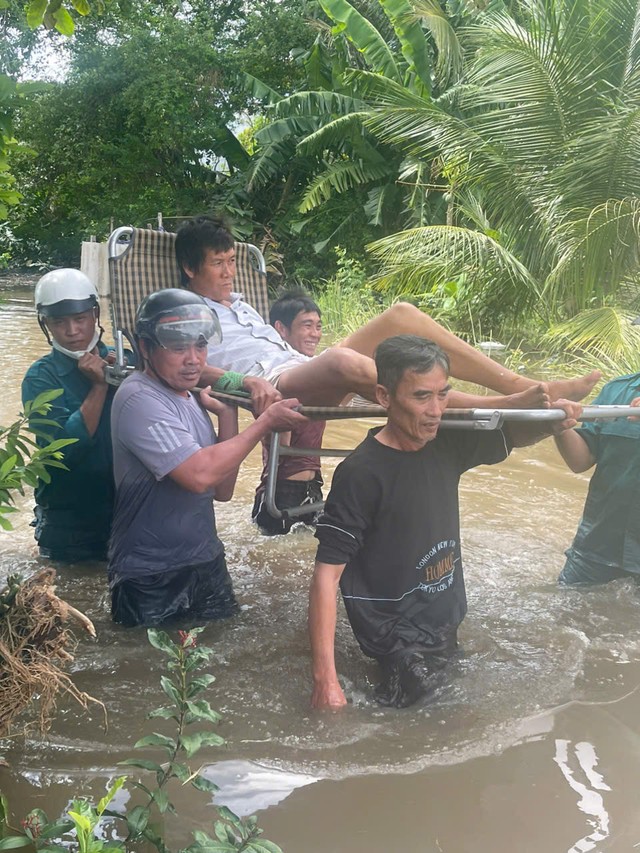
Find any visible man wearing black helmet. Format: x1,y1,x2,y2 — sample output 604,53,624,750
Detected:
108,288,307,627
22,268,115,562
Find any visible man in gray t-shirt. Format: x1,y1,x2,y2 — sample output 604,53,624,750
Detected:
108,289,306,627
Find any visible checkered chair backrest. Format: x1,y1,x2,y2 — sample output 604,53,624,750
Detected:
108,227,269,342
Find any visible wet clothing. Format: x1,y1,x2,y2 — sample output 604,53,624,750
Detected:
252,472,324,535
21,342,115,562
111,555,237,627
560,372,640,585
315,426,510,705
109,371,237,626
205,293,309,378
252,419,326,535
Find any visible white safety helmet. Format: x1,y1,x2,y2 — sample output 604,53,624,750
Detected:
35,269,99,319
35,269,103,357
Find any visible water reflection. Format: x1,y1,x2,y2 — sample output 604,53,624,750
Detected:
2,280,640,851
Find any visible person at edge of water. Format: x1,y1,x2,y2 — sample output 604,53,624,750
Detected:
21,269,117,562
252,290,326,535
553,371,640,585
174,213,602,414
308,335,583,709
107,288,307,628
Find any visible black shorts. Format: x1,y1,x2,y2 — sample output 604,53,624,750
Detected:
252,474,323,536
111,553,239,628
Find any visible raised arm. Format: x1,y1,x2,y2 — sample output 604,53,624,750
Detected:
309,561,348,710
168,398,306,494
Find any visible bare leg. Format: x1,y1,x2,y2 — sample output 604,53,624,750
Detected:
277,348,378,405
338,303,601,402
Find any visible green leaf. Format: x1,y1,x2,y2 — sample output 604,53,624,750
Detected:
216,807,243,831
151,790,170,814
53,6,75,35
71,0,90,13
185,674,216,698
245,841,283,853
168,761,190,782
185,700,222,724
37,819,75,839
190,775,219,794
134,733,176,752
67,810,93,834
160,675,181,704
97,777,127,816
147,706,177,720
319,0,401,81
0,838,32,850
179,730,225,757
26,0,47,28
147,628,179,657
125,806,148,838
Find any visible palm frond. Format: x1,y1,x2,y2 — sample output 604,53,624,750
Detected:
297,112,376,155
272,91,368,118
544,197,640,310
411,0,464,86
299,159,393,211
545,306,640,368
368,225,541,319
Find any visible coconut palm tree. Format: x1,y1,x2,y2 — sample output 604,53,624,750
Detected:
362,0,640,356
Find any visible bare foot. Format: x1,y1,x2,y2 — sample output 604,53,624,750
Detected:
477,383,550,410
547,370,602,403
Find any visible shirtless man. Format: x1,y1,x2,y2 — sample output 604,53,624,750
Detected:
176,215,601,411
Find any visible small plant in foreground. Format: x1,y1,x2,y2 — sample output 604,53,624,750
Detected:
0,627,283,853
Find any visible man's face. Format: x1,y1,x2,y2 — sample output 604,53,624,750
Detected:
276,310,322,356
377,366,450,449
184,248,236,304
143,339,208,395
45,310,97,351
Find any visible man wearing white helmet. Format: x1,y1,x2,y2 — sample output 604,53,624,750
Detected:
22,268,116,562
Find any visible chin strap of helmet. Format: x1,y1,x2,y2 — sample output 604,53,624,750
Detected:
40,308,105,361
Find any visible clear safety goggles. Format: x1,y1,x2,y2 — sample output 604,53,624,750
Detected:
153,306,222,351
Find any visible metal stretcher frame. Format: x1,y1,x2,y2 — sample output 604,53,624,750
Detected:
202,390,638,523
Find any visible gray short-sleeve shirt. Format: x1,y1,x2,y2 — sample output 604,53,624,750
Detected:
108,371,224,582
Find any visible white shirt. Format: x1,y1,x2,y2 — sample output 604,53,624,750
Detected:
205,293,310,377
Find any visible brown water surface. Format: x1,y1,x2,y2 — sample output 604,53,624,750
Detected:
1,281,640,852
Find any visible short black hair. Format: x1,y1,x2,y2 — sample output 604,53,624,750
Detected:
375,335,450,394
175,214,235,286
269,289,321,329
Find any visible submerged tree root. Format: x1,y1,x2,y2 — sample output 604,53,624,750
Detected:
0,569,106,738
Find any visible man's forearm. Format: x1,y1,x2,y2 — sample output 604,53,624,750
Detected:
554,428,595,473
309,563,343,687
80,383,109,437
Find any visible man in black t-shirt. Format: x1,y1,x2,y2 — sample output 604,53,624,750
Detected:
309,335,582,709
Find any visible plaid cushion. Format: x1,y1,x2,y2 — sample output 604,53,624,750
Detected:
109,228,269,341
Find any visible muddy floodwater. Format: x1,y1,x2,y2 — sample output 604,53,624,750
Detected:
2,281,640,852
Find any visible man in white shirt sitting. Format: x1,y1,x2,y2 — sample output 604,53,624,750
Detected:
176,214,601,410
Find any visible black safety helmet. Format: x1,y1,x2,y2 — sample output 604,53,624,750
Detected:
135,288,222,350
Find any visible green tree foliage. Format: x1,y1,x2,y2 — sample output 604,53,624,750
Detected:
366,0,640,337
5,0,314,264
